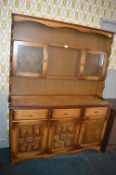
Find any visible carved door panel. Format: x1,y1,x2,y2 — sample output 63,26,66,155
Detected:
12,120,48,160
48,119,80,153
78,118,107,148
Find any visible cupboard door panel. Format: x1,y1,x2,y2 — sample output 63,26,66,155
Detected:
12,120,48,159
78,119,107,148
48,119,80,153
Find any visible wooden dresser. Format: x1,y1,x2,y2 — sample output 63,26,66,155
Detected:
9,14,114,165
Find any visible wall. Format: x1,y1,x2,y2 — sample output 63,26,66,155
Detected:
103,70,116,98
0,0,116,148
101,18,116,99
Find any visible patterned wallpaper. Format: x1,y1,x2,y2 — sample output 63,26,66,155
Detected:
0,0,116,92
0,0,116,147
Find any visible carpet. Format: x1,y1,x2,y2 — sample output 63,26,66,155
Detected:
0,148,116,175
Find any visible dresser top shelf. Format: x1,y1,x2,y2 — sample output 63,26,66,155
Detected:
10,95,109,108
13,13,114,38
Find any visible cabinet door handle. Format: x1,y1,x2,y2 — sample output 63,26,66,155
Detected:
79,144,84,148
29,114,32,118
64,112,68,116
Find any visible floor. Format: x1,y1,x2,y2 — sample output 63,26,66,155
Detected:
0,148,116,175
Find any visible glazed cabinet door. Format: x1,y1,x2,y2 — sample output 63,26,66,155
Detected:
79,50,108,80
78,118,107,148
11,120,48,163
13,41,48,77
48,118,80,153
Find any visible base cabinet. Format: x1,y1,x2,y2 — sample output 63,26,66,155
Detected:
10,106,109,164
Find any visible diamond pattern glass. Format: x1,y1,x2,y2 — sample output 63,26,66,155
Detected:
83,53,105,77
16,45,44,74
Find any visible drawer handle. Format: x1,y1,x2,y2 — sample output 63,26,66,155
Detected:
64,112,68,116
94,111,99,114
29,114,33,117
79,144,84,148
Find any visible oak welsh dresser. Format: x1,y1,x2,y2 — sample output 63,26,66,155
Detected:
9,13,114,165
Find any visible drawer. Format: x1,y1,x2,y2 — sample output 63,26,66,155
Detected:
13,109,48,120
52,108,81,119
84,107,108,116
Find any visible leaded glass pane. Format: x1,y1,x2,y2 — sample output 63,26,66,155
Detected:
83,53,105,77
16,45,44,73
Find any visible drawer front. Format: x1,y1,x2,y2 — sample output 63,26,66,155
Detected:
84,107,108,117
52,108,81,119
13,110,48,120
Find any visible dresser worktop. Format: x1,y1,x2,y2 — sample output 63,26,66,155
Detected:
10,95,109,108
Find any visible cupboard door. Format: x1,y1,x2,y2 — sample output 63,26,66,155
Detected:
48,119,80,153
78,118,107,148
79,50,108,80
12,120,48,160
13,41,48,77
